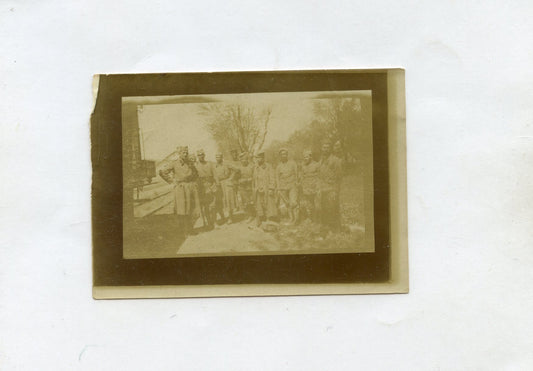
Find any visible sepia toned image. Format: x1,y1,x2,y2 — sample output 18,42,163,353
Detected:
122,91,375,259
92,69,407,298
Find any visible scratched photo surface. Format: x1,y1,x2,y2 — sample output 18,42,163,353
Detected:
122,90,375,259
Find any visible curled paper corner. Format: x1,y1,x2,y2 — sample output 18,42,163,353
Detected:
91,74,101,115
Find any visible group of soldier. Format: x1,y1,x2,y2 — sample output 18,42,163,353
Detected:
159,141,343,236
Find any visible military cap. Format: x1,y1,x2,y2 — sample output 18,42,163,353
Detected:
303,150,312,157
215,152,223,157
279,148,288,154
176,145,188,152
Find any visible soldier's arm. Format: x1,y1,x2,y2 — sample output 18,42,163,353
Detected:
190,165,199,181
159,163,174,184
227,162,239,174
173,166,188,182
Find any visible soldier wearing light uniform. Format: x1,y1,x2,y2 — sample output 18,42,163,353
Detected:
195,149,216,229
318,141,343,232
252,152,276,227
237,152,255,222
275,148,299,224
225,148,241,214
159,146,200,236
300,150,320,222
213,152,234,224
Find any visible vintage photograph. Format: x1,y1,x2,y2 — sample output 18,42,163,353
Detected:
92,70,407,298
122,90,375,258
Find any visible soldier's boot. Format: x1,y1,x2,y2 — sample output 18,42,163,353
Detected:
217,210,225,225
204,208,210,227
246,204,255,223
208,209,216,229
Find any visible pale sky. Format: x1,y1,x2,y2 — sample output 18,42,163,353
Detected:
129,90,371,162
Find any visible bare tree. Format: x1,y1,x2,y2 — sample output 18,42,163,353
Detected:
200,103,272,155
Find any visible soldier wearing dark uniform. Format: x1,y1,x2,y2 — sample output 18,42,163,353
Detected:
275,148,299,224
237,152,255,222
300,150,320,222
253,152,277,227
159,146,200,236
318,141,343,232
195,149,216,229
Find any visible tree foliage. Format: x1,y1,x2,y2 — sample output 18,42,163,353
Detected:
311,96,371,157
264,96,371,166
200,103,272,156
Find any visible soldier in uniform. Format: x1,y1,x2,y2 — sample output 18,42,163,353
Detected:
159,146,200,236
252,152,277,227
213,152,234,224
275,148,299,225
300,150,320,223
226,148,241,215
318,141,343,232
237,152,255,222
195,149,216,229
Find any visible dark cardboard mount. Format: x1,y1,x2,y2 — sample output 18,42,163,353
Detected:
91,69,408,298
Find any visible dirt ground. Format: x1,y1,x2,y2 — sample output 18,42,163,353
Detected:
124,172,371,259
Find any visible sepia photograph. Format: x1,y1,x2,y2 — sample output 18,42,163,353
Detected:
91,69,407,298
122,90,375,259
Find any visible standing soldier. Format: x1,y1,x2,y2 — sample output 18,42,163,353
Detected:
226,148,241,214
318,141,343,233
237,152,255,222
252,152,275,227
213,152,234,224
276,148,299,225
195,149,216,229
300,150,320,223
252,152,268,227
159,146,200,236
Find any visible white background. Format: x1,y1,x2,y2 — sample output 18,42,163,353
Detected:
1,1,532,370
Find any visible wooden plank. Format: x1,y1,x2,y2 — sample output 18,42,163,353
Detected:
134,192,174,218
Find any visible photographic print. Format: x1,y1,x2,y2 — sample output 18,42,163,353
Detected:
91,70,407,298
122,90,375,259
